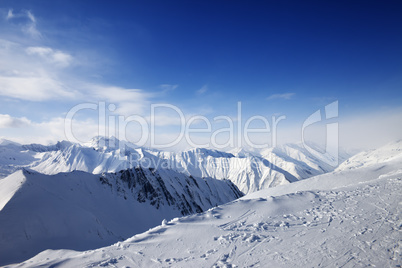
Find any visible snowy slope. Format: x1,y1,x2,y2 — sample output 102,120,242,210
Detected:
259,143,342,179
0,136,351,193
0,167,242,266
0,139,39,179
336,139,402,171
6,140,401,268
145,148,300,193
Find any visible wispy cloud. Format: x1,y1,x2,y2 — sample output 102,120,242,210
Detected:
26,46,73,67
6,9,14,20
5,9,41,38
0,36,151,109
0,51,152,119
26,11,36,23
86,84,152,116
0,76,78,101
160,84,178,94
0,9,154,114
196,85,208,95
266,92,295,100
0,39,79,101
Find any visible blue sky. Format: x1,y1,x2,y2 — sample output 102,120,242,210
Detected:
0,1,401,150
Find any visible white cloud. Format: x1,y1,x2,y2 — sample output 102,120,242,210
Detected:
267,92,295,100
25,46,52,56
90,86,148,103
0,114,31,128
26,46,73,67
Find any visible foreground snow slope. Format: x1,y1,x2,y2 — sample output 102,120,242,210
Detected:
7,141,401,267
0,167,242,266
0,137,349,193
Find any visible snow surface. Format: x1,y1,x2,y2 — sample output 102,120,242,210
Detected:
0,136,350,193
337,139,402,170
3,141,401,267
0,140,39,179
0,167,242,266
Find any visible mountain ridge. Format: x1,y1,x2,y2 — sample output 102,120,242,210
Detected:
0,136,352,193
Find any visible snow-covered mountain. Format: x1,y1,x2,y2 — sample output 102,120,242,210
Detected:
145,143,351,193
0,166,242,266
7,140,401,268
0,136,350,193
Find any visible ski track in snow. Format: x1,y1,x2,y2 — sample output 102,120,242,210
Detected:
7,173,401,268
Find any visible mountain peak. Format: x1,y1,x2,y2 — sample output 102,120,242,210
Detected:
84,136,139,152
0,139,21,147
184,147,235,158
